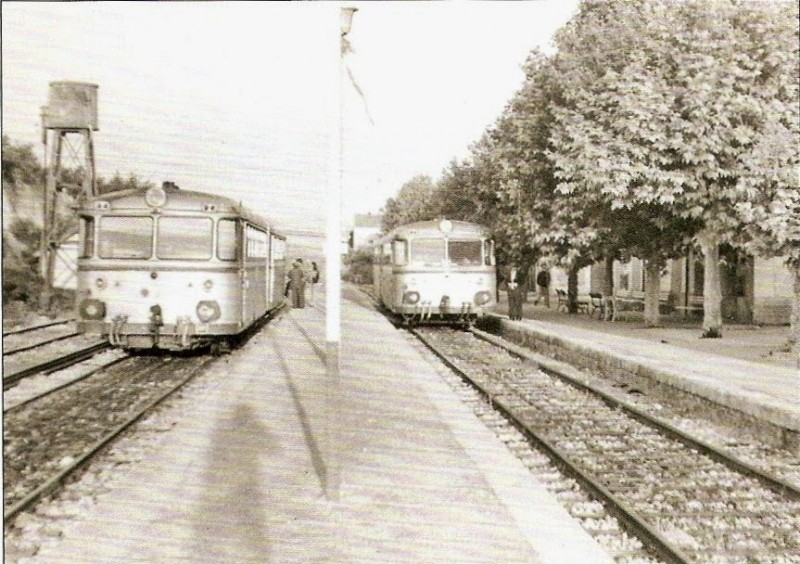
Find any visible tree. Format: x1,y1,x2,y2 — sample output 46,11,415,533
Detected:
734,111,800,366
2,218,45,305
2,135,41,187
548,0,799,335
381,175,440,232
97,172,155,195
435,158,484,223
469,53,564,292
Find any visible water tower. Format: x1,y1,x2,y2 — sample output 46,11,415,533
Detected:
39,81,99,310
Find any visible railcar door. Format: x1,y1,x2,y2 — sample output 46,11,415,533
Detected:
240,223,249,325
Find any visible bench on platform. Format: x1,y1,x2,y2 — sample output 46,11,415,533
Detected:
591,291,679,321
555,289,590,314
673,295,704,318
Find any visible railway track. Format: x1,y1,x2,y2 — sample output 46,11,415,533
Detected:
411,326,800,563
3,342,111,390
3,332,82,357
2,318,73,337
4,355,130,414
3,353,216,525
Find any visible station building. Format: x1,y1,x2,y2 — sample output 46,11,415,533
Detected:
349,213,383,250
544,253,794,325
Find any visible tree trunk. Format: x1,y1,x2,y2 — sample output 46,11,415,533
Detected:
567,266,579,314
791,263,800,369
698,230,723,338
604,256,615,321
643,259,662,328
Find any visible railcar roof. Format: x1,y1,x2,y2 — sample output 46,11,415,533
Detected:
82,186,284,238
373,220,491,246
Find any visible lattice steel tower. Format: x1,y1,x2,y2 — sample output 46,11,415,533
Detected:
39,81,99,310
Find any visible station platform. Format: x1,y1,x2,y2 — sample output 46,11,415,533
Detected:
493,293,799,448
9,288,611,563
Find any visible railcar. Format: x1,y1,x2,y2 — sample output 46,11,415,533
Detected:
372,219,496,326
75,182,286,352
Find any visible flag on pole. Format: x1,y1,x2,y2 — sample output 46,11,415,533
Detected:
341,18,374,126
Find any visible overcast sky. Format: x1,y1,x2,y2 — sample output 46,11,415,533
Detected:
2,1,580,233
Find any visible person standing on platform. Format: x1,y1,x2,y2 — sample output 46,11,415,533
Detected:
507,265,524,321
536,269,551,308
285,260,296,299
287,259,306,309
308,261,320,307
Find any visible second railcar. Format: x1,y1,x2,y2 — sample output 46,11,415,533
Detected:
372,219,496,325
75,182,286,352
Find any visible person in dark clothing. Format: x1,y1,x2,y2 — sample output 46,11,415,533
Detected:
285,259,299,298
536,269,551,308
507,265,526,321
308,261,320,307
287,260,306,308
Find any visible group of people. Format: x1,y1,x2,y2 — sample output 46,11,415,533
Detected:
502,265,550,321
285,258,320,309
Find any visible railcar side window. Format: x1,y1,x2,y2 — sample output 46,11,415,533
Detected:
98,216,153,259
484,240,495,266
157,217,213,260
245,226,268,258
448,240,482,266
217,219,237,261
392,240,408,266
79,216,95,258
382,243,391,265
271,236,286,261
411,238,445,266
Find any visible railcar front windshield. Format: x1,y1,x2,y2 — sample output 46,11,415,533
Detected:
448,240,483,266
157,217,213,260
98,216,153,259
410,238,445,266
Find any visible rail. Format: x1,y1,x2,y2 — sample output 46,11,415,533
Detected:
3,318,73,337
3,342,111,390
3,332,81,356
4,356,217,525
407,323,800,561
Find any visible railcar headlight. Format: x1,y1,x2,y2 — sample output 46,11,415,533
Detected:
474,291,492,306
203,279,214,291
196,300,221,322
79,299,106,320
402,291,420,305
95,277,107,289
145,185,167,208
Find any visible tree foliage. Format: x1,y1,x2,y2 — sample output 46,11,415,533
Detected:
380,0,798,340
2,135,41,187
547,0,799,332
97,172,155,195
381,174,439,232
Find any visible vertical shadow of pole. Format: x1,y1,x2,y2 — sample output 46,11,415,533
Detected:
325,340,340,501
268,330,328,492
192,403,273,561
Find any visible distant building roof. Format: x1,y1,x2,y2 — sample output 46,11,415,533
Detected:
354,213,383,228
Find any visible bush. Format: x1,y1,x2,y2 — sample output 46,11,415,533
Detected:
343,249,373,285
2,218,44,306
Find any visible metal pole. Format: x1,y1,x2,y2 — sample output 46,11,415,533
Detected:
325,7,350,501
39,128,51,311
